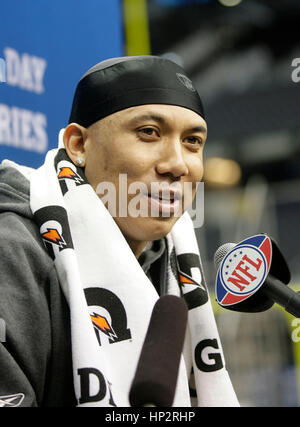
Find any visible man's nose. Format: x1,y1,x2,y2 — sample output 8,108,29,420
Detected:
155,140,189,178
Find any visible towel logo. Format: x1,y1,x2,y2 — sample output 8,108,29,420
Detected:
84,287,132,346
90,312,117,342
77,368,116,406
41,222,67,249
57,166,83,183
194,338,223,373
34,206,74,259
176,253,208,308
40,218,73,257
56,159,86,195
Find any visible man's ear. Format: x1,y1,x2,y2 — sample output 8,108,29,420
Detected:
63,123,87,166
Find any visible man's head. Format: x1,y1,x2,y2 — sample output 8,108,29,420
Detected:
63,56,207,256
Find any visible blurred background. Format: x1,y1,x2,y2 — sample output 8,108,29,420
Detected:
1,0,300,407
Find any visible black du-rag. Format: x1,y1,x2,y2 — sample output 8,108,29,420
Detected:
68,55,205,127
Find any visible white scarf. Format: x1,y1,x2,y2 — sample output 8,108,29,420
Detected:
9,142,239,407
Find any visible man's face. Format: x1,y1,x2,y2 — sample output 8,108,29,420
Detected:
83,104,207,250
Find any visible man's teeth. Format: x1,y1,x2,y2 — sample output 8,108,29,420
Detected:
150,194,174,202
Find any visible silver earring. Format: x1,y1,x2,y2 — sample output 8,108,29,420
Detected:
77,157,84,166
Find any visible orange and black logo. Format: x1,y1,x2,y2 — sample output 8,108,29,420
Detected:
57,166,84,184
176,252,208,309
57,163,86,195
34,206,74,259
41,227,66,248
54,149,87,195
90,312,117,341
84,287,131,346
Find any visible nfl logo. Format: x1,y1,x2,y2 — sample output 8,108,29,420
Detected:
216,234,272,307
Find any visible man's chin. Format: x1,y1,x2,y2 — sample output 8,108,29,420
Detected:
120,215,181,242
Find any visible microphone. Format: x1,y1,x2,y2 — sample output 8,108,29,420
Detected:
214,233,300,317
129,295,188,407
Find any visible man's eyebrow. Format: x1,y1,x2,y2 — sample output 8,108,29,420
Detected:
128,113,166,126
186,125,207,134
128,113,207,134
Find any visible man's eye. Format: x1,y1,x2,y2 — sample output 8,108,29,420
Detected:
185,136,202,145
138,128,159,137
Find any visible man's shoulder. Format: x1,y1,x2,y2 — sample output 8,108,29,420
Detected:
0,210,41,243
0,210,52,272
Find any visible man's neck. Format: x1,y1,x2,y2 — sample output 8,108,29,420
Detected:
125,238,149,259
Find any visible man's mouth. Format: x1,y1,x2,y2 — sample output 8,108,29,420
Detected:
145,188,182,215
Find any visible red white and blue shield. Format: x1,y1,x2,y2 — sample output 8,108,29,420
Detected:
216,234,272,307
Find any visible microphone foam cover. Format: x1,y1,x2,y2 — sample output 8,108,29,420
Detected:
129,295,188,407
214,243,236,270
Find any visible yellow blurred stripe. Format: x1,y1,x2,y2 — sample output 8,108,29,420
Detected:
123,0,151,55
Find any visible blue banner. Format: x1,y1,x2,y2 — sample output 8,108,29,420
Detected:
0,0,123,167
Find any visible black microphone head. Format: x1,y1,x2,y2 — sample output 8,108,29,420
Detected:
214,234,291,313
129,295,188,407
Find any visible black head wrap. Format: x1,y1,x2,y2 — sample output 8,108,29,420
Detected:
69,55,205,127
